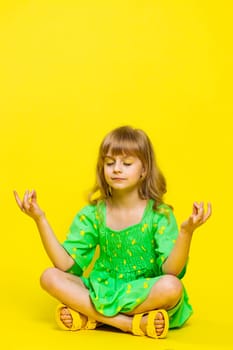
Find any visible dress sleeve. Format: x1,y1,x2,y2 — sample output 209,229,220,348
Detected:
62,205,99,276
153,205,186,278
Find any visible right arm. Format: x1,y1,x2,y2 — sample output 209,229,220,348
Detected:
14,190,74,271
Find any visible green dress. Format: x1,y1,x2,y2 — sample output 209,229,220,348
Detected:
62,199,193,328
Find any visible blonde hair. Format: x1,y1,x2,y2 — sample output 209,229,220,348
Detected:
89,125,168,211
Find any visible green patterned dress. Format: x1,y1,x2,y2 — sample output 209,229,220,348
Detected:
62,199,193,328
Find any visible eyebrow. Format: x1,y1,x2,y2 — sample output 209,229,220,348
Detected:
104,155,135,160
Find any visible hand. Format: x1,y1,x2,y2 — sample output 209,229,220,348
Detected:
180,202,212,234
14,190,45,222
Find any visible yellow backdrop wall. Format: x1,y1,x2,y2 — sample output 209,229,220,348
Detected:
0,1,232,348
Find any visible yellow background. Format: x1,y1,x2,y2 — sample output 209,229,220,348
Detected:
0,1,232,349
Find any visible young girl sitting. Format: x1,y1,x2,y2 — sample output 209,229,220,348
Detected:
14,125,211,339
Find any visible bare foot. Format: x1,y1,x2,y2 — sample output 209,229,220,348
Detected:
140,311,165,337
60,307,87,329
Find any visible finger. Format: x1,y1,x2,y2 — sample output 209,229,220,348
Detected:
203,202,212,222
193,202,199,215
199,201,204,216
200,201,204,209
13,190,23,210
207,202,212,215
197,202,212,224
194,201,203,214
22,190,30,211
31,190,37,203
27,190,35,203
195,201,204,215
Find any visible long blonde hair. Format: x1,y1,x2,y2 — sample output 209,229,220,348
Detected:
89,126,168,211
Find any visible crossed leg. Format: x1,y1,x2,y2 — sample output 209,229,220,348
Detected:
40,267,183,337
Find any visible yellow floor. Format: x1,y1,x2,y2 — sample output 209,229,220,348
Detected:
1,1,232,349
2,281,232,350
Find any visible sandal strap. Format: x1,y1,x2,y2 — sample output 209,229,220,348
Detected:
55,304,82,331
157,309,169,338
146,309,169,339
146,311,158,338
132,313,145,336
68,308,83,330
85,318,97,330
56,303,97,331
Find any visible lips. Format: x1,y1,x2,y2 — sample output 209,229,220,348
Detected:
111,178,126,180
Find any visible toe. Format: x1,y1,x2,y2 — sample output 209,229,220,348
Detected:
60,307,73,328
154,312,165,336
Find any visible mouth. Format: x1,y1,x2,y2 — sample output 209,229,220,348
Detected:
111,177,126,181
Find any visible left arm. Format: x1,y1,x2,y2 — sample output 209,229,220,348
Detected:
162,202,212,276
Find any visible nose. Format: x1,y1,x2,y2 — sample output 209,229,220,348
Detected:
113,160,122,173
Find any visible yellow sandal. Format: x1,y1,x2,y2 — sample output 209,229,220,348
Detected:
132,309,169,339
55,303,97,331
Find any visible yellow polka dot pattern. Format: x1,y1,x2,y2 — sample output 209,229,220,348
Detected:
61,200,191,323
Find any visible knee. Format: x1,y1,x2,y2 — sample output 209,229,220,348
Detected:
40,267,61,291
159,275,183,305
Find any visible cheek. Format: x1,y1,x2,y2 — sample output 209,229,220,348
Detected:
103,166,110,178
136,165,144,176
129,168,142,180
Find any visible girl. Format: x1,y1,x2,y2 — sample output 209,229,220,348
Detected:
14,125,211,339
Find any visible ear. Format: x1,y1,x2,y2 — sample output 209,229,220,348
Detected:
140,170,146,179
140,164,147,179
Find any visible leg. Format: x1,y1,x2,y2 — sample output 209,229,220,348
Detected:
125,274,183,337
40,268,182,337
126,274,183,315
40,267,133,333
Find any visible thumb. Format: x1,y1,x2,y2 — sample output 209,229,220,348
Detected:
31,190,37,203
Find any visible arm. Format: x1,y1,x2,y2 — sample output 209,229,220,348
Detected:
14,190,74,271
162,201,212,276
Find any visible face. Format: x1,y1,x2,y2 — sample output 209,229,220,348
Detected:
103,154,145,193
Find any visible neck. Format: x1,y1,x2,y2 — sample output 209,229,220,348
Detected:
108,189,145,208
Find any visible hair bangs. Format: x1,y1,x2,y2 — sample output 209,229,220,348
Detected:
89,125,168,210
101,135,141,159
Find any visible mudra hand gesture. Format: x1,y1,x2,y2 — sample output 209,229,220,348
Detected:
14,190,45,222
181,202,212,234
